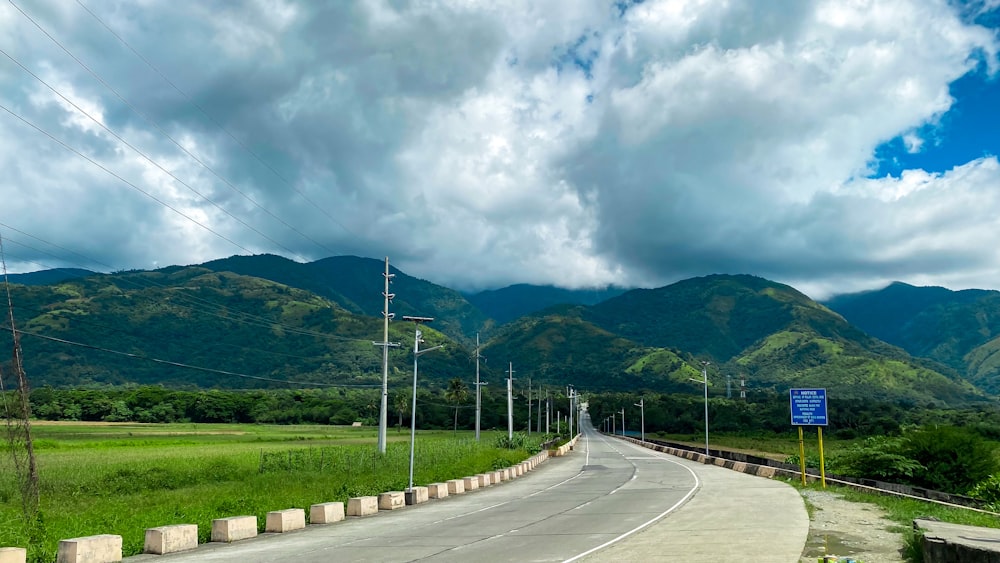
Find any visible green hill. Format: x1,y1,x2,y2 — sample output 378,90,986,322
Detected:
4,267,471,389
3,262,991,405
578,275,982,404
199,254,493,345
826,282,1000,393
467,284,626,325
481,306,699,392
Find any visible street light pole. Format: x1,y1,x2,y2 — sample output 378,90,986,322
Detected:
634,398,645,442
402,316,443,494
620,408,625,437
689,361,710,455
567,385,574,438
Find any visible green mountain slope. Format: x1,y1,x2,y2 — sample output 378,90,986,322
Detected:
824,282,1000,366
7,268,96,286
199,254,493,345
466,284,627,325
825,282,1000,393
584,274,863,360
579,275,982,404
481,307,699,392
4,267,469,389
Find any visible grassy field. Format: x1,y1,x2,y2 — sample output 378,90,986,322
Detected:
0,422,541,562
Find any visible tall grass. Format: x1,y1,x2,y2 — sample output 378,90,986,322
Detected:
0,423,535,562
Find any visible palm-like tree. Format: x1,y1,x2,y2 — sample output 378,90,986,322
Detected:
394,391,410,433
444,378,469,433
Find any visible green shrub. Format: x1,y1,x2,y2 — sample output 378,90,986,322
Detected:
492,431,528,450
968,475,1000,511
832,436,924,482
902,426,999,493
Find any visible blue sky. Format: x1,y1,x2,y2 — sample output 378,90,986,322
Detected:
875,64,1000,177
1,0,1000,299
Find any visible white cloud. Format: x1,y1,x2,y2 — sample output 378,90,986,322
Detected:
1,0,999,299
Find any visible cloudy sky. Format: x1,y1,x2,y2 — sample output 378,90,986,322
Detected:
1,0,999,299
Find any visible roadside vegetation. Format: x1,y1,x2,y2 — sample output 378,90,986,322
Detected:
0,422,556,563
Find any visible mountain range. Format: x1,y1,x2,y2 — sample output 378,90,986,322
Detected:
2,254,996,405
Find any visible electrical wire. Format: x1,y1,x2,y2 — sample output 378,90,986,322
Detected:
0,233,380,343
0,102,253,255
4,327,382,389
9,0,351,261
73,0,359,242
0,45,312,263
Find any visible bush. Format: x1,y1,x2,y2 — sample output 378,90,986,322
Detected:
968,475,1000,511
493,432,528,450
902,426,999,493
832,436,924,482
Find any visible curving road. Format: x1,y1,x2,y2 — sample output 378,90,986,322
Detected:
129,415,807,562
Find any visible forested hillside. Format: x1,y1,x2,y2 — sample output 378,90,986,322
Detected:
3,267,479,388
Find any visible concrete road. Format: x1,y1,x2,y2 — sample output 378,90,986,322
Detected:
130,416,807,562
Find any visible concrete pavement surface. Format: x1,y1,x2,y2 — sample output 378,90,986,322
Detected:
127,416,808,562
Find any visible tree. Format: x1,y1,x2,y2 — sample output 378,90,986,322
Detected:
444,378,469,433
394,391,410,433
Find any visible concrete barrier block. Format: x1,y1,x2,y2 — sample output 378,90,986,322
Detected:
426,483,449,499
714,458,726,467
347,496,378,517
266,508,306,533
211,516,257,543
756,466,776,478
447,479,465,494
462,476,479,491
0,548,26,563
733,462,747,473
57,534,123,563
309,502,345,524
378,491,406,511
477,473,492,487
405,486,428,505
491,470,501,484
144,524,197,555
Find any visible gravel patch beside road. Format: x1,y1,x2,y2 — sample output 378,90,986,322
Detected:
798,489,907,563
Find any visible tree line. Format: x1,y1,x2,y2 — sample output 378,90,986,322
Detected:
23,383,574,431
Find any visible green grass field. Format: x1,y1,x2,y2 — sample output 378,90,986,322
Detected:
0,422,541,562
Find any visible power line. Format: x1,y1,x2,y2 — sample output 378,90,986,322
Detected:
0,45,312,263
7,0,345,261
0,228,377,344
0,102,254,255
5,327,381,389
74,0,359,243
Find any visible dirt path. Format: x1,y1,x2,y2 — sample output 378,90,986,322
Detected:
798,489,908,563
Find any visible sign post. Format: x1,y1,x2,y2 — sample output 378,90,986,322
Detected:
790,388,828,488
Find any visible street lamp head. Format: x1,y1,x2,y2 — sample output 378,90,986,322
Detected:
402,315,435,323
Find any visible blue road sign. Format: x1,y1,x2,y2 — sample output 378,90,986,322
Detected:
790,388,828,426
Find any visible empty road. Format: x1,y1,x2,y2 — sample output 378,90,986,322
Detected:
130,415,807,562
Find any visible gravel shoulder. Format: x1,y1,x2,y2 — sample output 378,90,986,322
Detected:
798,489,908,563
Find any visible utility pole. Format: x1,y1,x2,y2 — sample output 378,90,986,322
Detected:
506,363,515,440
620,408,625,437
526,377,532,435
567,385,574,439
473,334,487,442
634,398,645,442
374,257,400,455
612,412,616,435
537,384,542,435
545,390,550,434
